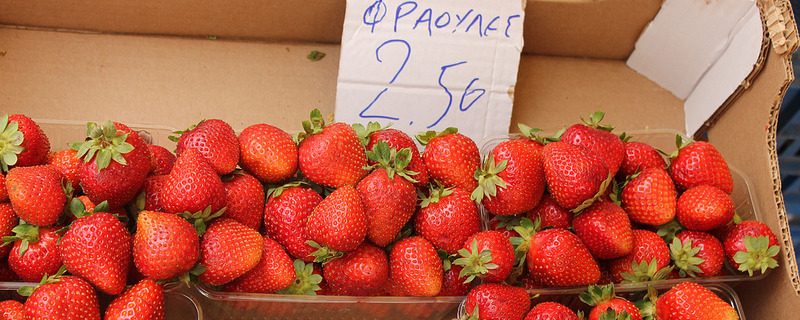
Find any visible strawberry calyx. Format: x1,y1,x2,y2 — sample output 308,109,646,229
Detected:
634,285,659,320
579,284,617,307
176,206,226,237
168,119,206,143
572,171,615,214
220,169,246,182
352,121,389,147
665,134,693,159
307,240,344,264
267,181,313,199
620,258,673,283
598,307,632,320
733,235,780,276
453,239,499,284
18,265,68,297
364,140,418,182
517,123,562,145
277,259,323,295
669,237,704,277
471,154,508,202
580,111,614,132
175,263,207,286
71,121,135,170
656,220,685,244
1,223,40,257
418,183,454,208
415,127,458,146
0,114,25,172
618,131,632,143
296,109,327,142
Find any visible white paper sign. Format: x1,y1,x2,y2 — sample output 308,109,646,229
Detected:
335,0,525,143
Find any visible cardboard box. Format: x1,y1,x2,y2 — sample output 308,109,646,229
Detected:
1,0,799,319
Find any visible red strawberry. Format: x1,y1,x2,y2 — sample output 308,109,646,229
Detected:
572,200,634,260
671,230,724,277
75,121,153,209
1,114,50,170
620,167,677,226
669,139,733,194
580,284,643,320
0,300,23,320
415,186,482,255
525,301,579,320
617,141,667,179
264,184,322,261
161,148,226,214
238,123,298,184
655,282,739,320
174,119,240,175
0,173,7,202
0,203,18,259
306,185,367,253
389,236,442,297
462,283,530,320
608,229,671,283
47,149,82,195
356,141,417,247
323,242,389,296
147,144,176,176
297,109,368,188
222,171,265,230
542,141,610,211
199,218,264,286
525,193,572,229
455,230,515,283
105,278,165,320
6,165,66,226
6,225,62,283
525,228,600,287
21,270,100,319
140,174,169,212
560,111,624,177
677,185,735,232
473,139,546,216
362,126,430,188
417,127,480,191
59,211,131,295
723,220,779,276
133,211,200,281
224,235,296,293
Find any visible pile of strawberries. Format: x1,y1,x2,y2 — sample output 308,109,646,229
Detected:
0,109,781,319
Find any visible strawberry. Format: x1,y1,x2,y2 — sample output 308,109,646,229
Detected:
199,218,264,286
238,123,298,184
620,167,677,226
454,230,515,283
133,211,200,281
560,111,624,177
654,282,739,320
147,144,176,176
525,302,579,320
608,229,671,283
356,141,418,247
360,125,430,188
224,235,296,293
306,185,367,254
723,220,779,276
59,211,132,295
572,200,634,260
264,184,322,261
139,174,169,212
6,165,66,226
438,263,471,296
47,149,82,195
0,173,7,202
323,242,389,296
676,185,735,232
389,236,443,297
462,283,530,320
297,109,368,188
0,114,50,171
173,119,240,175
525,193,572,229
417,127,480,191
74,121,153,209
105,278,165,320
222,171,265,230
580,284,643,320
415,186,481,255
668,138,733,194
473,139,546,216
525,228,601,287
161,147,226,214
542,141,610,211
670,230,724,277
617,140,667,179
0,203,18,259
5,225,62,282
21,268,100,319
0,300,23,320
